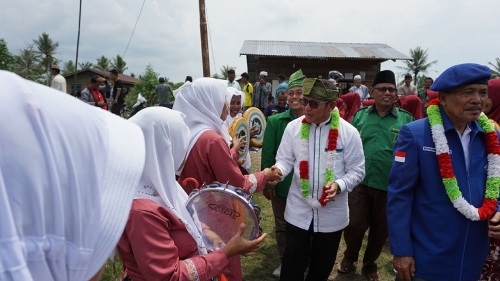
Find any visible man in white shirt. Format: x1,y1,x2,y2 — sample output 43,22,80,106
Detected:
273,78,365,281
348,75,370,104
50,65,67,93
227,69,241,90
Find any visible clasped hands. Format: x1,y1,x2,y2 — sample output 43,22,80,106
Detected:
264,166,283,186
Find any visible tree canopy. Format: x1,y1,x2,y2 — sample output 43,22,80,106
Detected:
398,46,438,85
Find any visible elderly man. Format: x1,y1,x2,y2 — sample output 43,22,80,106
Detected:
387,63,500,281
348,75,370,104
80,75,111,110
50,65,67,93
261,69,306,278
273,78,365,281
252,71,272,112
339,70,413,281
227,69,241,90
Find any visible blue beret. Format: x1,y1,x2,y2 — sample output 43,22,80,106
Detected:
430,63,491,92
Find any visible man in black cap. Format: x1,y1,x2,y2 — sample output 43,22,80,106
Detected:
147,76,172,108
387,63,500,281
339,70,413,281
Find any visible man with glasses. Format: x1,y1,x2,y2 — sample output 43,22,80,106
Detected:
272,78,365,281
261,69,306,278
338,70,413,281
387,63,499,281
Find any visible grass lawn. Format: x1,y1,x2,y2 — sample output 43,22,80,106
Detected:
101,151,396,281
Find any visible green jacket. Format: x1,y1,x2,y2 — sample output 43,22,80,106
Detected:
350,105,413,191
261,109,296,197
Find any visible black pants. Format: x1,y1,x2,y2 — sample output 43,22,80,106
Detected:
111,101,124,116
279,221,343,281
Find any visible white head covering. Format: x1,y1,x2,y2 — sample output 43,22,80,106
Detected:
260,71,268,76
223,87,245,128
129,107,208,255
354,75,362,81
0,71,145,281
173,77,231,157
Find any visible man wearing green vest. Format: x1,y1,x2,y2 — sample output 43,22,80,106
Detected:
338,70,413,281
261,69,306,278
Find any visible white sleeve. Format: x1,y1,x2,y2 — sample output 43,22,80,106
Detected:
336,124,365,193
274,123,295,179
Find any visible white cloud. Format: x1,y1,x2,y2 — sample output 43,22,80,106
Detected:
2,0,500,82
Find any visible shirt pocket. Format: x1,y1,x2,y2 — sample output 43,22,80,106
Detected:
390,128,400,143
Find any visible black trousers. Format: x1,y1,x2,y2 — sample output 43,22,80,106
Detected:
279,221,343,281
111,101,123,116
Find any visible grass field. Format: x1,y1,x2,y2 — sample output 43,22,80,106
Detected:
101,151,396,281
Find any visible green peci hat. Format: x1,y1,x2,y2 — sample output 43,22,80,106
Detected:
302,78,340,101
288,69,306,89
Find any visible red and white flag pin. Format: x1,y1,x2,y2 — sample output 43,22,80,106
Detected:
395,151,406,163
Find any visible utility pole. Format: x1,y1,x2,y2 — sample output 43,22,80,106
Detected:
198,0,210,77
73,0,82,96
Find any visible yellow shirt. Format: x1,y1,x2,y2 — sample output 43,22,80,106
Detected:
243,83,253,107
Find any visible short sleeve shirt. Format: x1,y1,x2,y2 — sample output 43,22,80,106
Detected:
155,84,172,106
113,79,124,103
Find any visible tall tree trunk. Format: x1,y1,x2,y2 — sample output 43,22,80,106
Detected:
46,55,50,86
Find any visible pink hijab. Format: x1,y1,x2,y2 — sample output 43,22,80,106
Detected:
487,79,500,123
400,95,423,120
341,93,361,122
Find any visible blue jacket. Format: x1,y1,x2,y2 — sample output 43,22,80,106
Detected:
387,106,500,281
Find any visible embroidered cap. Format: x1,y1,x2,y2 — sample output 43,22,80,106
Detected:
431,63,491,92
303,78,339,101
288,69,306,89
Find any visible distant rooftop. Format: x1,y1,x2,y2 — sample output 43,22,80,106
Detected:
240,40,410,61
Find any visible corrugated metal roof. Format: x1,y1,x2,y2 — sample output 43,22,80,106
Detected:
240,40,410,60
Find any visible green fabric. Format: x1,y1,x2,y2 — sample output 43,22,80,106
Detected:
303,78,339,101
261,109,295,197
288,69,306,89
350,106,414,191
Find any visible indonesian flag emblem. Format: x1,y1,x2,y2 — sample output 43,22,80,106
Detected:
395,151,406,163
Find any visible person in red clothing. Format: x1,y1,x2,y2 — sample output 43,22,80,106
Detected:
399,95,424,120
118,107,266,281
340,93,361,122
80,75,109,110
173,78,282,280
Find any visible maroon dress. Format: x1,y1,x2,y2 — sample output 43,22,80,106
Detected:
118,199,231,281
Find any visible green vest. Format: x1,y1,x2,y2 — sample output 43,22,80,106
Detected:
261,109,296,197
350,105,413,191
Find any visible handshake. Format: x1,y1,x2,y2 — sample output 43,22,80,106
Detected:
263,165,282,186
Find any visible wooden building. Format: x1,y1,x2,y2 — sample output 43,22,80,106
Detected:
63,69,138,95
239,40,410,93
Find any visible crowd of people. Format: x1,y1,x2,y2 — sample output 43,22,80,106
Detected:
1,61,499,281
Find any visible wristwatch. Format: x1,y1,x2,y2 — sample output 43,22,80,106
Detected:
336,184,341,194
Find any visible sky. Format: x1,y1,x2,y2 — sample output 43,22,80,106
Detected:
2,0,500,83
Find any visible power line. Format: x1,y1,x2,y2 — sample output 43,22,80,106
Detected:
123,0,146,58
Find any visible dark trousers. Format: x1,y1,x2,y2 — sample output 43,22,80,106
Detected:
280,222,342,281
343,184,388,273
111,101,123,116
271,195,287,260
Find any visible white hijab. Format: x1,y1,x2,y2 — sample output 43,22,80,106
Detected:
129,107,208,255
0,71,145,281
173,78,232,157
223,87,245,129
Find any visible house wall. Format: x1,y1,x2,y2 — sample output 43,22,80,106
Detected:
246,56,385,94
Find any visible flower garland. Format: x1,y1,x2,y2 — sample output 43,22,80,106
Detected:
299,108,340,209
427,99,500,221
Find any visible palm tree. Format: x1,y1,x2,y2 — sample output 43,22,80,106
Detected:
489,58,500,78
219,65,236,80
33,32,59,86
96,55,110,71
14,44,44,82
62,60,76,75
397,46,438,85
79,61,94,70
110,54,128,73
